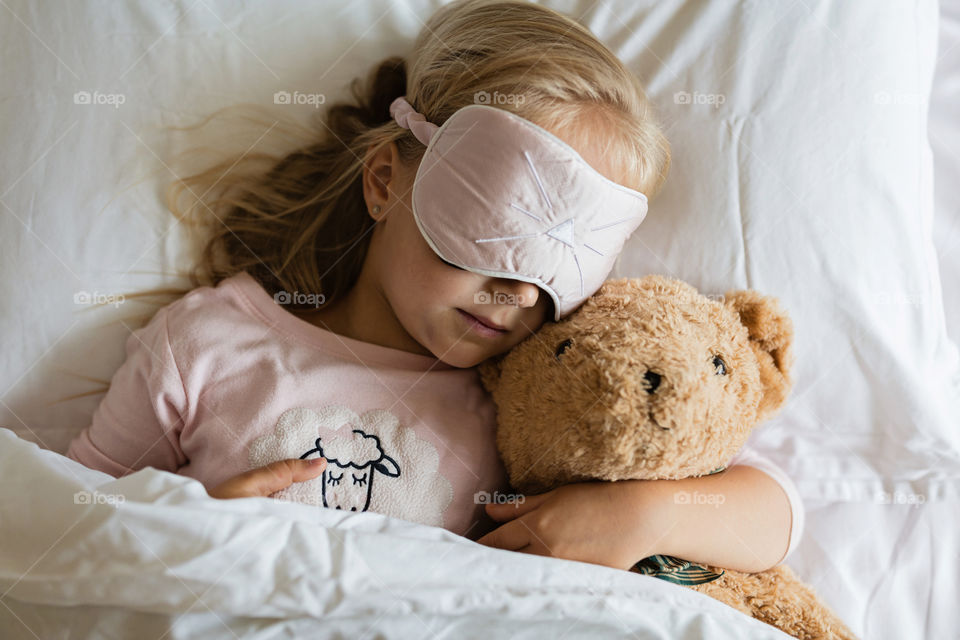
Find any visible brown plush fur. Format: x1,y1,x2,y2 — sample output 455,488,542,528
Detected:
478,275,857,640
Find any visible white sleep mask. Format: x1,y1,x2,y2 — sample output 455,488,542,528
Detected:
390,96,649,321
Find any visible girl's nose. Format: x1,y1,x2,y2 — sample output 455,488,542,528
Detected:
492,279,539,308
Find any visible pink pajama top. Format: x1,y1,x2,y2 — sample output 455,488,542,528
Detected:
66,271,805,560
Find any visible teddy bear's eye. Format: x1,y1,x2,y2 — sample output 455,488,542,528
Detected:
713,355,727,375
554,338,573,360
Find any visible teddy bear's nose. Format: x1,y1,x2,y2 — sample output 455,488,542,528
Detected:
643,370,662,393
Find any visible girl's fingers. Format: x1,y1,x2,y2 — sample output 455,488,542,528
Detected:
483,490,548,521
475,520,530,550
209,457,327,499
515,544,553,558
255,458,328,495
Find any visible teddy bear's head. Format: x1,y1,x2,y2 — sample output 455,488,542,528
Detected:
477,275,794,495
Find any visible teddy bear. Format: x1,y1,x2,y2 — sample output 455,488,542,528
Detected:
477,274,857,640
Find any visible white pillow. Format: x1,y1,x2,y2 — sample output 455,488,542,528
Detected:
609,0,960,502
931,0,960,351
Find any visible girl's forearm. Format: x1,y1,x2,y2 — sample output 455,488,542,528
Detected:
639,464,792,573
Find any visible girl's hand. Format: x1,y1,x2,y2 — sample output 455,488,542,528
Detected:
475,480,665,571
208,458,328,499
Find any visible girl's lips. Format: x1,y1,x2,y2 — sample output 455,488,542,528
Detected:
457,309,506,338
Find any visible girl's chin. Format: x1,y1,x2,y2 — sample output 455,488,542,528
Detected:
437,341,497,369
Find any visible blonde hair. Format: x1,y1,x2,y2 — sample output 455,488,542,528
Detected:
64,0,670,402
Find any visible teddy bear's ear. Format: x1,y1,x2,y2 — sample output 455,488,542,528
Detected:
477,353,506,396
723,289,796,421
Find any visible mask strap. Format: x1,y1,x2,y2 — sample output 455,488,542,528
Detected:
389,96,439,146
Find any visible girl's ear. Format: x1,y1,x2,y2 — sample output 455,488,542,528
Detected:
477,353,506,396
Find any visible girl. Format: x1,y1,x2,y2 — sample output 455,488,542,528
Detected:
67,0,801,574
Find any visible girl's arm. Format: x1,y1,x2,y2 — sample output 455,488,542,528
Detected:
641,464,794,573
478,463,798,574
65,305,188,476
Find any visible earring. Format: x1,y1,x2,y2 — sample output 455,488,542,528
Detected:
372,205,382,216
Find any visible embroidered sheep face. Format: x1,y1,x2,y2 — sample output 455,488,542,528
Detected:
478,275,794,495
299,430,400,512
248,406,453,526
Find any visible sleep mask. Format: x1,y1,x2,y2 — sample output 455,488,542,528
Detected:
389,96,649,321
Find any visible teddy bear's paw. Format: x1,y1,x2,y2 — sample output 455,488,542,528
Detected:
691,565,859,640
744,565,859,640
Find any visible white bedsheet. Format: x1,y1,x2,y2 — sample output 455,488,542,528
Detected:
0,428,792,639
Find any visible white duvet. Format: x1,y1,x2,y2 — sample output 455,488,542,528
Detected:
0,429,793,639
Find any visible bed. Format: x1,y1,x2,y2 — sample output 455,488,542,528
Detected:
1,1,957,638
